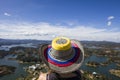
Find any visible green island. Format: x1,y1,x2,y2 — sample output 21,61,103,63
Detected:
82,70,110,80
86,61,100,67
0,65,16,77
117,64,120,67
86,61,111,67
109,69,120,78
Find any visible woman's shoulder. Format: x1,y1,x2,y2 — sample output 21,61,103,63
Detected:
38,73,47,80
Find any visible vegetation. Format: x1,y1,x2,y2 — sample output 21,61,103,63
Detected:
9,47,42,63
82,70,110,80
109,69,120,78
16,63,49,80
108,56,120,63
100,61,110,66
0,40,120,80
86,61,100,67
0,65,16,77
0,50,9,58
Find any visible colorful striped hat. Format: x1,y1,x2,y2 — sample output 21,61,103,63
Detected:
40,37,84,73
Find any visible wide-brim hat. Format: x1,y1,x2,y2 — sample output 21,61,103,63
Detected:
40,37,84,73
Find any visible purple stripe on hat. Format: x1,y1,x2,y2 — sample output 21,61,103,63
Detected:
44,43,81,67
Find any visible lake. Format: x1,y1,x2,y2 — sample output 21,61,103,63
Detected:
0,54,120,80
0,55,31,80
0,44,120,80
80,55,120,80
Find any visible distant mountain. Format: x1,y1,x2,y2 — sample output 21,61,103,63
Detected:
0,38,120,47
81,40,119,45
0,38,51,46
81,40,120,48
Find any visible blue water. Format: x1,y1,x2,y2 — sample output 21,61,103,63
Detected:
0,54,120,80
0,55,30,80
80,55,120,80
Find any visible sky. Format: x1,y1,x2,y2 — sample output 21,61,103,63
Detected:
0,0,120,42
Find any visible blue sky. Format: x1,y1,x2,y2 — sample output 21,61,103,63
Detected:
0,0,120,42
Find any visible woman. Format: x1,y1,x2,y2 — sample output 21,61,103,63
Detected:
38,37,84,80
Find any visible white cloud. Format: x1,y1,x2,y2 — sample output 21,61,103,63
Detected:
107,21,112,26
0,22,120,42
4,12,11,16
108,16,115,20
107,16,115,26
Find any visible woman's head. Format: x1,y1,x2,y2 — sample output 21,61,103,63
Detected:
40,37,84,73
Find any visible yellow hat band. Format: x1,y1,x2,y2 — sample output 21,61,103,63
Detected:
52,37,71,50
